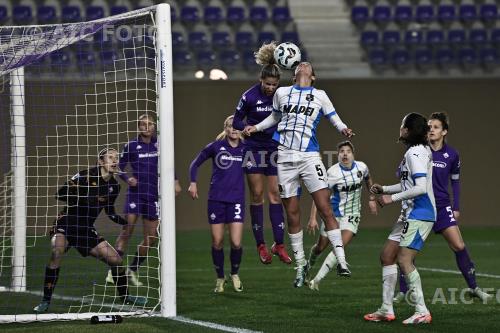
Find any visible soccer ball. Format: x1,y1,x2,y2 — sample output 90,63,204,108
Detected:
274,42,301,70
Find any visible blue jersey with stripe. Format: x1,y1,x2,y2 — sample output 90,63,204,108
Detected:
397,145,436,222
271,85,345,152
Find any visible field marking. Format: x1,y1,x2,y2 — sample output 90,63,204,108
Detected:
3,289,262,332
171,316,262,333
419,267,500,279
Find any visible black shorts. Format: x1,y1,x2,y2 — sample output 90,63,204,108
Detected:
50,215,105,257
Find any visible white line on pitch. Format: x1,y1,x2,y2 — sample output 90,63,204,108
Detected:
419,267,500,279
171,316,263,333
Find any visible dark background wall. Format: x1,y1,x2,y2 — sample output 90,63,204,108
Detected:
1,78,499,234
173,78,500,230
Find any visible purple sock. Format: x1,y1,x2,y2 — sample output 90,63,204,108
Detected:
269,203,285,244
211,247,225,279
250,204,265,246
455,247,477,289
230,247,243,275
399,271,408,293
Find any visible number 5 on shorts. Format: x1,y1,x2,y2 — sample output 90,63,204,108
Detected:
315,164,324,177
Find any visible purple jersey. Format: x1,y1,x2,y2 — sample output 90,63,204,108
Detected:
233,83,278,148
189,139,245,203
431,144,460,210
119,136,158,198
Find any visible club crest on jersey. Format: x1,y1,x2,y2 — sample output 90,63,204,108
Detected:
443,152,449,158
136,145,142,150
305,94,314,102
129,202,137,209
357,171,363,178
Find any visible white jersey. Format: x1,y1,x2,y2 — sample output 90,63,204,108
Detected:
398,145,436,222
271,85,347,152
328,161,369,217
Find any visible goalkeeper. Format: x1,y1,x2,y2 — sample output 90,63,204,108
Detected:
33,148,147,313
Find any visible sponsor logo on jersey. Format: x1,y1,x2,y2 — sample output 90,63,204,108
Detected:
433,161,447,168
339,183,362,192
256,100,263,105
220,155,243,162
282,104,316,116
138,152,158,158
256,105,273,112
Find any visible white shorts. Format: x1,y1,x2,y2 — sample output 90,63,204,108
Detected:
277,149,328,199
387,216,433,251
320,215,360,236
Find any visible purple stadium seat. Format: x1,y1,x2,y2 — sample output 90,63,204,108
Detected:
0,6,7,23
212,31,231,49
235,31,254,49
94,29,114,49
436,48,454,66
173,50,193,67
480,4,497,25
394,5,412,25
391,49,411,67
492,28,500,46
37,6,56,24
257,31,276,46
373,5,391,25
13,5,33,24
50,50,71,66
204,6,224,25
226,6,245,25
459,4,477,25
415,5,434,24
172,31,186,48
351,6,369,25
188,31,209,49
197,50,217,68
448,29,466,46
368,49,388,66
281,31,300,45
437,5,456,25
110,6,128,16
479,48,499,66
86,6,104,21
404,30,423,46
272,6,291,25
181,6,200,24
62,6,81,23
77,51,96,66
100,50,117,67
469,29,488,46
382,30,400,46
242,49,259,70
250,6,269,25
360,30,379,48
458,48,477,66
426,30,445,46
219,50,240,68
414,48,433,67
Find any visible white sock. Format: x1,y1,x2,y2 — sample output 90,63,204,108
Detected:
405,269,429,314
325,229,346,265
288,230,306,266
314,251,337,282
381,264,398,315
308,244,318,268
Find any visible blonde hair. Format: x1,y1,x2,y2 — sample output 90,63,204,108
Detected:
216,115,244,141
138,113,156,125
254,42,277,66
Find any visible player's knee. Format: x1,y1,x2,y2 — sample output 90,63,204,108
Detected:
450,240,465,252
268,190,280,204
250,191,264,204
212,240,223,249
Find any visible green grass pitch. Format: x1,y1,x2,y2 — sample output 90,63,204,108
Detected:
2,227,500,332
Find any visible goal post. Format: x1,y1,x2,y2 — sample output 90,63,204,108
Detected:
0,4,176,323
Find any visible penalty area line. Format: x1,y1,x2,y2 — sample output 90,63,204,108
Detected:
420,267,500,279
171,316,263,333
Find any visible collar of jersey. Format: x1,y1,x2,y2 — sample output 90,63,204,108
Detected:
137,135,157,144
339,161,356,171
292,85,313,91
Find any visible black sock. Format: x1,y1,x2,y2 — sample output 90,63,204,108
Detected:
129,251,146,272
111,266,128,297
42,266,60,303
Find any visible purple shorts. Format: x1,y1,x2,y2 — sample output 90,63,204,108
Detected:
207,200,245,224
243,146,278,176
433,205,458,233
124,190,159,220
